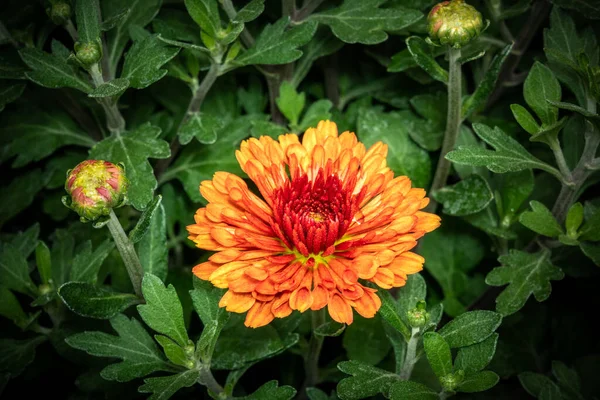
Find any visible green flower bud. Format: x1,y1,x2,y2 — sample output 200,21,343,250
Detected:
407,301,430,328
428,0,484,48
63,160,128,222
440,370,465,392
49,2,72,25
38,283,53,296
75,41,102,67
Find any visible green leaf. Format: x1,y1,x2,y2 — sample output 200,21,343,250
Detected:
50,229,75,286
486,249,564,315
35,241,52,285
2,108,95,168
519,200,564,237
579,241,600,266
9,223,40,260
0,81,25,112
337,360,399,400
306,388,330,400
0,244,37,297
311,0,422,45
277,81,305,127
405,93,448,151
129,195,163,243
139,369,200,400
292,31,343,87
377,290,412,341
358,109,431,188
102,7,132,31
315,321,346,337
446,123,561,178
233,18,317,66
548,100,600,119
76,0,101,43
155,335,189,367
550,0,600,19
102,0,162,76
519,372,559,397
388,380,438,400
241,380,297,400
234,0,266,23
137,204,168,281
70,239,114,283
343,315,391,365
423,332,452,379
496,170,534,224
0,170,46,227
88,78,130,98
184,0,220,37
58,282,140,319
462,44,513,119
433,175,494,216
0,336,46,377
138,274,189,347
179,112,222,145
66,314,173,381
19,48,92,93
90,123,170,210
457,371,499,393
524,62,562,126
298,100,333,132
579,202,600,241
438,310,502,348
121,35,180,89
251,120,288,139
552,360,581,395
405,36,448,84
0,286,29,329
454,333,498,375
511,104,541,135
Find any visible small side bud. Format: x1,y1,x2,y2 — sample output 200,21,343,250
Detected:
407,300,430,328
48,1,72,25
63,160,128,222
440,370,465,392
74,40,103,67
38,283,53,296
428,0,484,48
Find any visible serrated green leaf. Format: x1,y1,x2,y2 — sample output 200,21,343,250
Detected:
241,380,297,400
250,119,288,139
277,81,305,127
184,0,220,37
102,7,132,31
0,244,37,297
343,315,391,365
139,369,200,400
298,100,333,131
511,104,541,135
0,336,46,377
58,282,140,319
454,333,498,375
234,0,266,23
88,78,130,98
66,314,173,382
438,310,502,348
233,18,317,66
137,204,168,281
0,81,25,111
423,332,452,379
138,274,189,347
433,175,494,216
50,229,74,287
337,360,399,400
155,335,189,367
486,249,565,315
130,195,162,243
462,44,513,119
90,123,170,210
458,370,499,392
19,48,92,93
178,112,222,145
0,286,29,328
76,0,101,43
406,36,448,84
121,34,180,89
377,290,412,341
102,0,162,77
358,108,431,188
0,170,46,227
69,239,114,283
388,380,438,400
405,93,446,151
446,123,561,178
312,0,422,45
524,62,562,126
519,200,564,237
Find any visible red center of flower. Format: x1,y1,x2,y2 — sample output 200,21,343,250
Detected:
272,169,359,257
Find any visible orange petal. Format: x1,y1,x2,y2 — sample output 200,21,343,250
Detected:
219,291,255,313
192,262,218,280
311,285,329,310
351,288,381,318
245,301,275,328
289,287,313,312
328,294,353,325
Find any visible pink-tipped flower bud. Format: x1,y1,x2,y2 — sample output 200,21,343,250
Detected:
428,0,483,48
63,160,128,222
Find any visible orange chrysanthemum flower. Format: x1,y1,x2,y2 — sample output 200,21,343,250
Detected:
187,121,441,328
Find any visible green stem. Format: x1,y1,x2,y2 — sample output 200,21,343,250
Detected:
549,138,573,183
89,63,126,133
220,0,255,47
106,209,144,297
426,47,462,213
399,327,420,380
303,310,326,390
198,365,230,399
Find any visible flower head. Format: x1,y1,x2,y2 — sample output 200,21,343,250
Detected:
63,160,128,222
428,0,483,48
187,121,440,328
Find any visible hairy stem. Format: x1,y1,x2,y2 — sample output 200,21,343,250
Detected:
89,63,126,133
198,365,230,399
106,210,144,297
302,309,326,394
154,62,221,179
549,138,573,183
294,0,326,21
399,327,420,380
220,0,255,46
425,47,462,213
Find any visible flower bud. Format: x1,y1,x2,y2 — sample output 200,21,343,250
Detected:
407,300,430,328
428,0,484,48
440,370,465,392
49,1,71,25
63,160,128,222
74,41,102,67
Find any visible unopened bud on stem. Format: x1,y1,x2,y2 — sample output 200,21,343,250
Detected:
428,0,484,48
